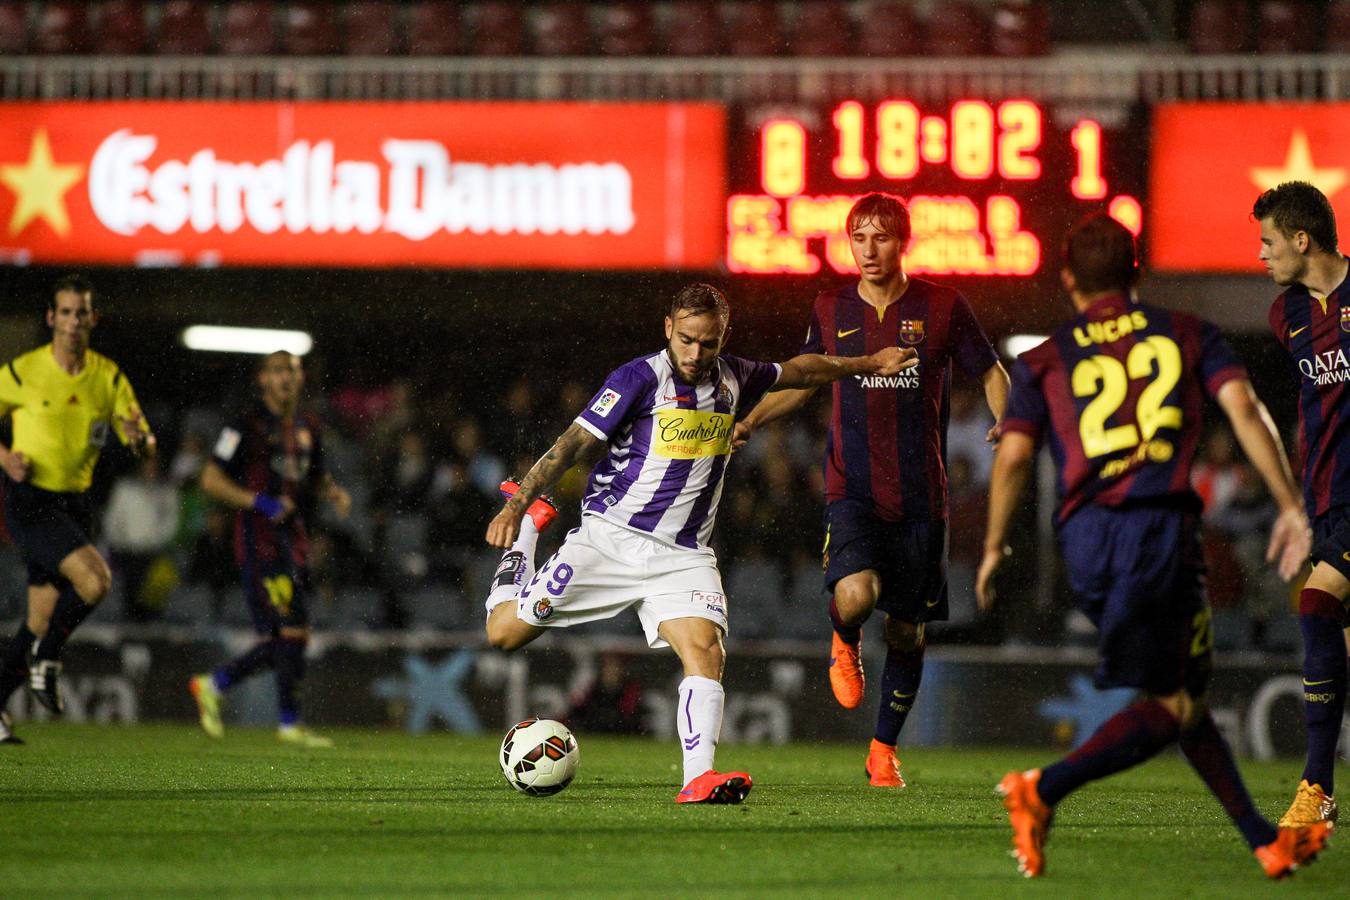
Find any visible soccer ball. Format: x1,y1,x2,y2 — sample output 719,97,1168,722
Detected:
499,717,579,796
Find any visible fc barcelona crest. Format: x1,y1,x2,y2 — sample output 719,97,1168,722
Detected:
899,319,926,345
1341,306,1350,333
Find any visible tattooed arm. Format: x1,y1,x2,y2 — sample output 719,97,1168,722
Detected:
485,423,607,549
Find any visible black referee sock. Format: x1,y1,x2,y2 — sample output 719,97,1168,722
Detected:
34,584,94,661
0,624,36,703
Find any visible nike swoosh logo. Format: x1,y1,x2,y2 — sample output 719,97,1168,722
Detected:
1304,679,1334,686
926,596,942,607
1290,325,1309,339
837,327,861,338
1343,550,1350,562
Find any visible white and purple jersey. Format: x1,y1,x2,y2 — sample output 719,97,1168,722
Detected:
574,351,782,549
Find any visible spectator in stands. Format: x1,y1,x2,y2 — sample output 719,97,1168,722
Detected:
103,455,181,621
567,652,645,734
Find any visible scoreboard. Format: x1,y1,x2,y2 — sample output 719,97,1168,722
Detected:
726,98,1146,280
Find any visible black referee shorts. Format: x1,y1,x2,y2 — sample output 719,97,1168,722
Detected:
3,478,94,586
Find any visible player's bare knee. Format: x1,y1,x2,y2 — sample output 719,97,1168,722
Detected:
1153,690,1199,728
883,617,925,652
834,573,881,622
73,567,111,604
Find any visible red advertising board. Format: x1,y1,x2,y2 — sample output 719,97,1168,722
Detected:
1150,103,1350,272
0,102,725,269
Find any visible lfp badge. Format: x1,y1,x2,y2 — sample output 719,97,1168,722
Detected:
899,319,926,345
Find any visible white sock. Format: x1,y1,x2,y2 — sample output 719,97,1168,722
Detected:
677,675,725,785
484,518,540,614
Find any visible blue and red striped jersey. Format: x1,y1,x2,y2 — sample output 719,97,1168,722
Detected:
1269,276,1350,518
1002,294,1245,524
801,278,998,521
209,400,327,568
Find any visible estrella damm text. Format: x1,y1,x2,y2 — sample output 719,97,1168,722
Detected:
1100,438,1174,478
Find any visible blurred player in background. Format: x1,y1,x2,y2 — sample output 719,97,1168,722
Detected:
0,274,155,744
189,351,350,748
1255,180,1350,829
977,213,1326,879
483,283,915,803
734,192,1008,788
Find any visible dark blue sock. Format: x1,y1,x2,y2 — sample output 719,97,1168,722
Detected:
874,642,924,745
34,582,92,660
0,624,35,704
214,639,275,691
1037,699,1180,808
829,597,861,644
274,638,306,727
1180,711,1277,849
1299,588,1347,794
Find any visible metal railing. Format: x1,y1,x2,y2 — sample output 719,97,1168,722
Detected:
1,52,1348,104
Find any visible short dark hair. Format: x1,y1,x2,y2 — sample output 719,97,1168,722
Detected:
669,283,730,324
1064,213,1138,294
51,273,95,310
846,192,911,248
1252,181,1338,253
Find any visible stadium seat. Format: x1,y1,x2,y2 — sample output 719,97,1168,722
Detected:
726,1,784,56
283,1,339,55
925,1,987,56
664,0,723,55
219,1,277,55
96,0,149,54
1328,0,1350,52
471,1,526,55
856,0,922,56
989,0,1049,56
597,1,654,56
1186,0,1248,53
33,0,92,54
153,0,213,55
790,0,853,56
1255,0,1318,53
532,1,590,55
407,1,463,55
0,1,27,55
343,0,400,55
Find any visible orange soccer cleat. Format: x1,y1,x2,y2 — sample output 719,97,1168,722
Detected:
829,630,865,709
676,770,753,805
1254,821,1333,879
498,480,559,532
997,769,1053,878
865,739,906,788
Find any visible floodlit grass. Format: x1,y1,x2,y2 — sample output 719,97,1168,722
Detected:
0,723,1343,897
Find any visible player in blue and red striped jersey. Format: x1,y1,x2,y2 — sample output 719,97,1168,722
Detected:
1256,181,1350,830
734,192,1009,787
188,351,351,748
977,213,1326,879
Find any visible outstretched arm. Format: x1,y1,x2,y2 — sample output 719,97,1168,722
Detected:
1215,378,1310,580
776,346,916,390
485,423,607,549
982,362,1011,444
975,431,1036,611
200,460,295,523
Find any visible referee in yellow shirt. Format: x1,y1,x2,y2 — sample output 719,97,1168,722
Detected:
0,275,155,743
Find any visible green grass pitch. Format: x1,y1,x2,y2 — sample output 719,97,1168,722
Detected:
0,723,1344,897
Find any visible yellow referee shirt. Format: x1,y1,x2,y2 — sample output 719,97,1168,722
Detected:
0,344,149,493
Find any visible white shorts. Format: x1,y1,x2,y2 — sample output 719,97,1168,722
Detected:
516,514,728,648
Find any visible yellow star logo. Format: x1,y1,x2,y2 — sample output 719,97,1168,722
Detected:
1249,129,1347,199
0,129,85,238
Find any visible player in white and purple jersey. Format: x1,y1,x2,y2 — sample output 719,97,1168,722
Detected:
483,283,915,804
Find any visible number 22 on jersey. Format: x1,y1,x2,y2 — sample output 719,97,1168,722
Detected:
1071,335,1183,459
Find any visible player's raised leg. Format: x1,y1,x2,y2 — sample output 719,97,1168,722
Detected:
662,616,751,805
867,617,924,788
828,570,877,710
483,481,557,651
1281,563,1347,827
0,585,57,743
